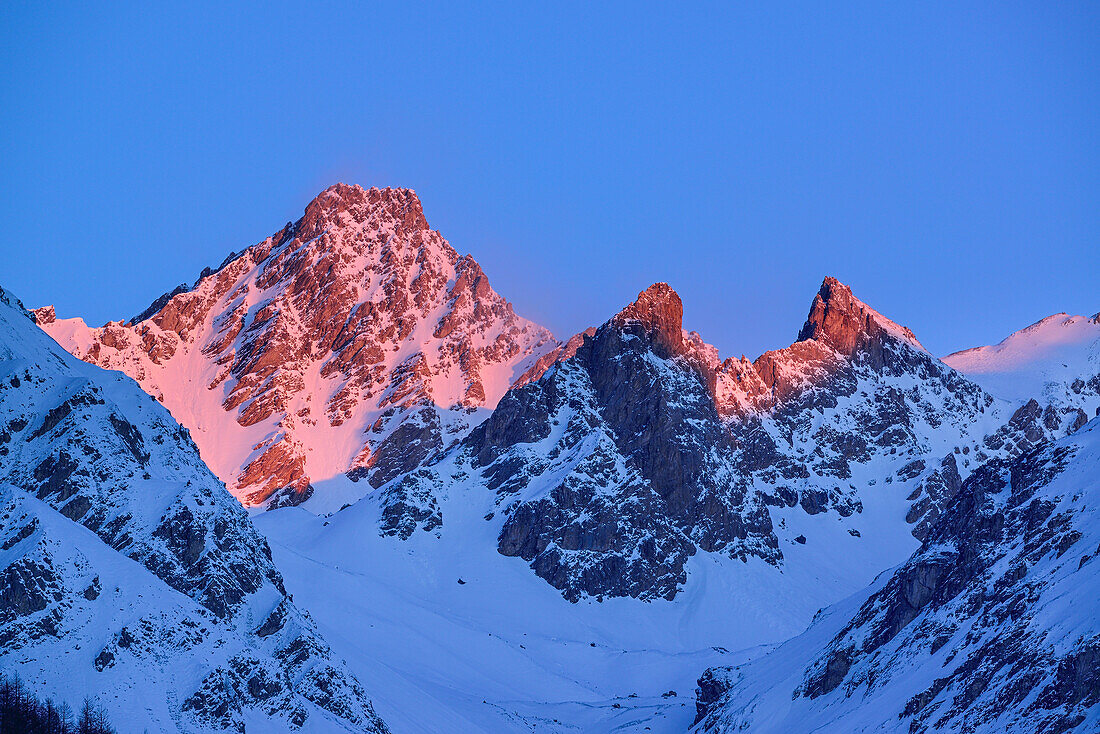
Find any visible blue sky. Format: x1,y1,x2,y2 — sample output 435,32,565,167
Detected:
2,1,1097,358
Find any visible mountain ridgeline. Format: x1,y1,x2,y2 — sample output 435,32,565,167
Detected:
10,183,1100,733
0,285,389,733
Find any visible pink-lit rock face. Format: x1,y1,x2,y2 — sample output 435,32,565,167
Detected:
518,276,932,419
797,277,925,356
702,277,926,416
38,184,557,506
611,282,685,359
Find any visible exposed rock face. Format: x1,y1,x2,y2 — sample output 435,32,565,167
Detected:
460,284,778,600
694,419,1100,734
695,668,732,726
371,277,1008,602
709,277,930,414
610,282,686,358
797,276,925,357
440,277,1096,603
0,285,388,733
37,184,556,506
377,468,443,540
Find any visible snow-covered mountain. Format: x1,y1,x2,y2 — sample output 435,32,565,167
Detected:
0,285,388,733
690,309,1100,734
21,180,1099,732
248,277,1097,732
693,416,1100,734
899,311,1100,543
35,184,556,507
452,277,1081,604
944,311,1100,414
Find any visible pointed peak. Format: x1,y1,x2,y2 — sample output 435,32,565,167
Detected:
612,283,684,358
797,277,925,354
615,283,683,328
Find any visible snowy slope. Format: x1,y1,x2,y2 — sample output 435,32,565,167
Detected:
249,280,1026,733
255,464,913,734
251,279,1100,733
36,184,556,507
0,488,386,734
944,312,1100,412
694,417,1100,734
0,285,388,733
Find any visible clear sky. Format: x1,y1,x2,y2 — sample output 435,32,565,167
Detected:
2,2,1097,359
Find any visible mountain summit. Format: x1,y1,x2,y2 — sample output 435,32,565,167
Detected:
36,184,556,506
295,183,429,238
797,276,925,355
611,282,685,358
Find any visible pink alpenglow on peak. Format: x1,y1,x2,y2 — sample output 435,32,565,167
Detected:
797,276,927,356
943,311,1100,406
611,282,686,359
507,277,937,420
37,184,557,507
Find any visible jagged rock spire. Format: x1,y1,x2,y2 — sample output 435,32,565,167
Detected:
612,282,684,359
798,277,924,355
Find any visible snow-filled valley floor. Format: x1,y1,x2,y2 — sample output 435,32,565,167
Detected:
254,462,921,734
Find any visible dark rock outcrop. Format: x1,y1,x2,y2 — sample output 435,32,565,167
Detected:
467,284,777,601
696,419,1100,733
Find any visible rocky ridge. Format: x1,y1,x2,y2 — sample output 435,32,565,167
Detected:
0,285,388,733
374,278,1041,603
463,283,775,600
35,184,556,507
694,417,1100,734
